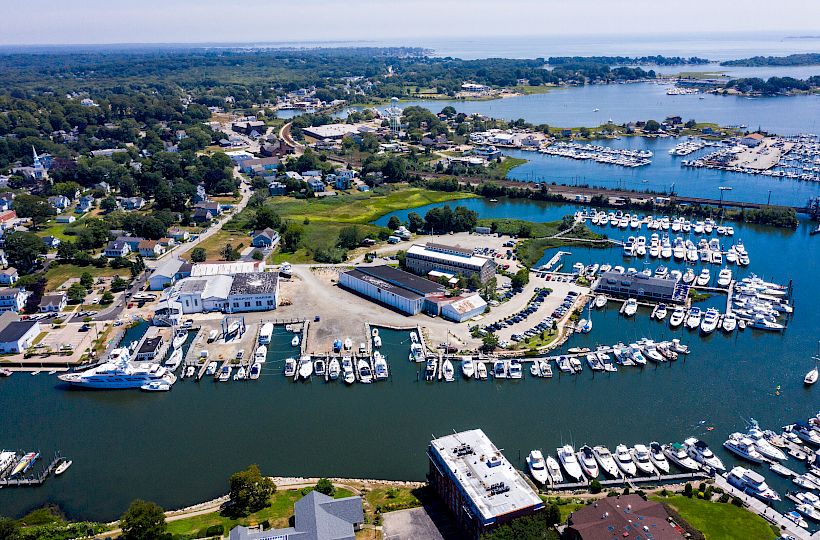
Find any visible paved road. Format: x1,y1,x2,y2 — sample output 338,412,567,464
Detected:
279,122,303,154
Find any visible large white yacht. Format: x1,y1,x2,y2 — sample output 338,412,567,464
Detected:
746,421,787,461
648,442,670,473
58,348,176,389
727,467,780,503
576,445,600,479
663,443,701,471
527,450,550,485
630,444,657,475
557,445,584,482
684,438,725,471
723,433,765,463
614,444,637,477
592,446,620,478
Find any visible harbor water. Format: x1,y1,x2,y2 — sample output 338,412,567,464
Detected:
1,198,818,522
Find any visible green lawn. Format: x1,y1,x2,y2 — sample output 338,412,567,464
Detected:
653,495,777,540
541,496,586,522
364,485,426,514
490,156,528,176
44,264,127,292
476,218,562,238
180,230,251,260
167,488,353,538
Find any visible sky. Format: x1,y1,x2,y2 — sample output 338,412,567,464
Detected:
1,0,819,45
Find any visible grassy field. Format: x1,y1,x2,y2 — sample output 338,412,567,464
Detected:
44,264,126,292
180,230,251,260
476,218,563,238
167,487,354,538
364,485,426,514
652,495,777,540
491,156,528,176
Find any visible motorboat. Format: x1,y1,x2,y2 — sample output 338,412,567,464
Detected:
255,345,267,362
545,455,564,484
794,474,820,490
785,511,810,529
233,366,246,381
284,357,296,377
291,335,300,347
141,380,171,391
613,444,636,477
249,362,261,380
258,323,272,344
527,450,550,484
357,359,372,383
10,452,39,476
374,352,389,380
172,329,188,350
592,446,620,478
768,462,796,477
642,344,665,363
746,421,787,461
409,343,425,363
685,307,702,330
461,358,474,378
669,307,686,328
649,442,670,473
684,438,725,470
373,334,382,348
700,308,720,334
54,459,72,476
696,268,711,287
185,366,195,378
653,303,668,320
577,318,592,333
342,357,355,384
805,347,819,385
58,348,176,389
164,347,183,370
343,338,353,350
623,298,638,317
631,444,656,475
586,353,603,371
727,466,780,503
576,446,600,479
217,365,232,382
789,422,820,446
333,339,343,352
298,356,313,379
557,445,584,482
409,331,419,344
594,295,607,308
328,358,340,380
717,268,732,287
722,313,737,332
629,345,647,366
476,361,488,380
425,358,438,381
682,268,695,284
206,361,218,376
724,433,765,463
226,321,240,336
313,358,326,378
508,360,523,379
663,443,700,471
796,504,820,523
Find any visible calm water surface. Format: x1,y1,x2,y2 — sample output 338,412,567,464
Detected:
1,199,818,522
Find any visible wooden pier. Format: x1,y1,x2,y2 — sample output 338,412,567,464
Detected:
0,454,65,487
548,471,709,491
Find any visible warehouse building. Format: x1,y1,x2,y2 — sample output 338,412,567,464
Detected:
440,294,487,322
339,265,444,315
170,272,279,314
406,243,496,283
428,429,543,539
592,271,689,304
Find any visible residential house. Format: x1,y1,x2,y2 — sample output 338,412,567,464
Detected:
0,199,11,212
239,157,280,175
148,257,191,291
167,228,190,242
306,178,325,192
250,228,279,248
104,241,131,258
56,215,76,224
194,202,221,217
94,181,111,194
268,181,287,196
38,292,67,312
48,195,71,211
42,236,61,249
334,176,352,190
193,184,208,204
157,237,175,250
192,207,214,222
116,236,145,251
135,335,166,362
0,268,18,285
120,197,145,210
138,240,164,258
76,195,95,213
0,288,27,313
0,319,40,353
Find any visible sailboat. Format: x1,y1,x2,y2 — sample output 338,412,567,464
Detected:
804,342,819,385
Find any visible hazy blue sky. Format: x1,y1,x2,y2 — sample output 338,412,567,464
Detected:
2,0,819,45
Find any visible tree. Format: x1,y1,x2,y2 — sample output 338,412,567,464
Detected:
387,216,401,230
101,197,118,212
406,212,425,233
190,247,207,263
57,240,78,261
590,479,602,494
644,119,661,132
481,333,499,352
111,275,128,292
315,478,335,496
120,499,166,540
229,464,276,515
4,231,46,273
67,282,87,304
337,226,364,250
281,224,303,252
252,249,264,261
0,517,21,540
511,269,530,289
254,206,282,231
222,243,240,261
100,291,114,304
80,272,94,289
13,194,56,227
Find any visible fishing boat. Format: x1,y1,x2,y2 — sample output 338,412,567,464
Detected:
545,455,563,484
328,358,340,380
653,303,668,320
649,442,670,473
527,450,550,484
682,268,695,284
54,459,72,476
461,358,475,379
172,329,188,349
164,347,183,370
409,343,425,363
291,335,300,347
357,358,372,383
249,362,261,380
284,357,296,377
141,380,171,391
557,445,584,482
722,313,737,332
592,446,620,478
475,361,488,380
298,356,313,379
425,358,438,381
577,445,600,479
10,452,39,476
374,352,388,380
727,467,780,503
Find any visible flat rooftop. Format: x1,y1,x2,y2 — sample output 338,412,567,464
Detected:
229,272,279,295
429,429,542,522
350,265,444,297
407,244,493,269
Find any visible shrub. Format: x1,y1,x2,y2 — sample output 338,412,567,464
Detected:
589,479,602,494
718,493,730,503
731,496,743,507
204,524,224,536
683,483,693,498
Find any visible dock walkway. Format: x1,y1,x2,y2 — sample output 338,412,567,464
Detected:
549,472,708,491
0,454,64,487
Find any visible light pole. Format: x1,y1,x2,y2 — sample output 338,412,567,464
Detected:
718,186,732,221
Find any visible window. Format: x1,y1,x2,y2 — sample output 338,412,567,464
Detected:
256,301,262,307
245,301,251,307
233,302,239,307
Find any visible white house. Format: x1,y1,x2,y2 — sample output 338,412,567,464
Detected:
440,294,487,322
148,257,190,291
56,215,76,224
38,292,67,313
104,241,131,258
171,272,279,315
0,320,40,353
0,268,18,286
137,240,164,258
0,288,27,313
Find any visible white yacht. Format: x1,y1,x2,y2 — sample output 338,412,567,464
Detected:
298,356,313,379
527,450,550,484
700,308,720,334
723,433,765,463
508,360,522,379
722,313,738,332
342,357,355,384
557,445,584,482
461,358,474,379
717,268,732,287
545,455,563,484
249,362,261,380
164,347,183,371
328,358,340,380
254,345,267,363
696,268,711,287
592,446,620,478
684,438,725,470
291,335,300,347
727,467,780,503
614,444,637,477
357,358,373,383
374,352,389,380
682,268,695,284
648,442,670,473
630,444,656,475
663,443,701,471
233,366,246,381
476,361,488,380
58,348,176,389
669,307,686,328
685,307,702,330
746,421,787,461
576,445,600,479
284,357,297,377
172,330,187,350
653,303,668,320
623,298,638,317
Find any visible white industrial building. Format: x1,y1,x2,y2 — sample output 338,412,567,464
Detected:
440,294,487,322
339,265,444,315
170,272,279,315
406,243,496,284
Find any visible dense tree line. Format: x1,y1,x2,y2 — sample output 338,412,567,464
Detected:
721,53,820,67
548,55,709,66
723,76,820,95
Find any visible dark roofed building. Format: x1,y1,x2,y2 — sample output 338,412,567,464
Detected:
565,494,685,540
136,335,165,361
593,271,688,304
229,491,363,540
339,265,445,315
0,319,40,353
